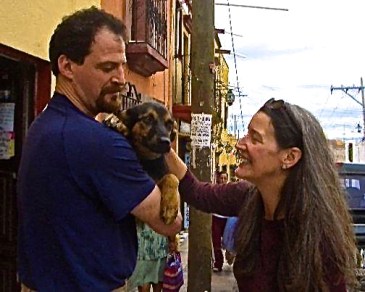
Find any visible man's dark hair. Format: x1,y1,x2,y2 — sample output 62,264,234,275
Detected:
217,170,227,177
49,6,127,76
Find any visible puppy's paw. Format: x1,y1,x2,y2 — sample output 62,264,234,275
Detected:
158,174,180,225
103,114,129,136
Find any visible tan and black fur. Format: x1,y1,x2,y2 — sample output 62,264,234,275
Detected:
104,102,179,225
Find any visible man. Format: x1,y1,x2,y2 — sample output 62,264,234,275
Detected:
17,7,181,291
212,170,229,272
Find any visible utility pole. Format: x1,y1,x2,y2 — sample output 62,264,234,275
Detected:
188,0,215,291
330,77,365,139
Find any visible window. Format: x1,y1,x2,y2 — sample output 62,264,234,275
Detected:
127,0,168,76
130,0,167,58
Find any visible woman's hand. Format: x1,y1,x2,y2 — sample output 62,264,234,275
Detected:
164,149,188,181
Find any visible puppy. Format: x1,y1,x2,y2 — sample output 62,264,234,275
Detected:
104,102,179,225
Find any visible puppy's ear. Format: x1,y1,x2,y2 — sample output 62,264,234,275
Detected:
115,107,137,131
103,112,130,136
170,120,178,142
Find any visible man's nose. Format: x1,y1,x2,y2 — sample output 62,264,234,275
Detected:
111,65,125,85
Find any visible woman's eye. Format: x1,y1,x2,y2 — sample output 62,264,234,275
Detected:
251,135,262,143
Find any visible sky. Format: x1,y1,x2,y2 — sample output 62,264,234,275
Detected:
214,0,365,140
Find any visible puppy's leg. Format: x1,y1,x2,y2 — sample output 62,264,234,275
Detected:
157,174,180,225
103,114,129,136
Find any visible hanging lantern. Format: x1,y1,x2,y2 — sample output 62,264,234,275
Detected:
226,89,235,106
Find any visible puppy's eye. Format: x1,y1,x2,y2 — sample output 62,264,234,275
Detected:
142,115,154,124
165,120,173,131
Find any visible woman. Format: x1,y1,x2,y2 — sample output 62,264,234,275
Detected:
165,98,357,291
212,170,229,272
222,216,238,265
128,221,169,292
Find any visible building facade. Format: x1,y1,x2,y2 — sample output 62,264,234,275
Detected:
0,0,177,290
0,0,231,288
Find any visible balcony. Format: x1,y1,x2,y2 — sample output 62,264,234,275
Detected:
127,0,168,77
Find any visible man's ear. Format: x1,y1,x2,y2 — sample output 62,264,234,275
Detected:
58,55,74,79
282,147,302,170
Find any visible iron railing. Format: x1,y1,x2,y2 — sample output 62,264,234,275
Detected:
131,0,167,59
121,82,142,110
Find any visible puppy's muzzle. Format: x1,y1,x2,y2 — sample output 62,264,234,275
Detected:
158,136,171,153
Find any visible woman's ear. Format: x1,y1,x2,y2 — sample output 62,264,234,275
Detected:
281,147,302,170
58,55,74,79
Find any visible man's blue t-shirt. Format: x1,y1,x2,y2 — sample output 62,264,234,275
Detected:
17,93,155,291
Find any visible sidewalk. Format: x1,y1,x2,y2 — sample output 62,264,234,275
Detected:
179,232,238,292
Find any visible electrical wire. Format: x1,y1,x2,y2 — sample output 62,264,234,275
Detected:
318,93,330,119
226,1,240,97
226,0,246,136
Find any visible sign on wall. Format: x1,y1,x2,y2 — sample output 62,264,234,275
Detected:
190,113,212,148
0,102,15,159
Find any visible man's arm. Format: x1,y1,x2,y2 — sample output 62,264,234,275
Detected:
131,185,182,236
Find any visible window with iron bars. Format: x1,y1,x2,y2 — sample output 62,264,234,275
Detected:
130,0,167,59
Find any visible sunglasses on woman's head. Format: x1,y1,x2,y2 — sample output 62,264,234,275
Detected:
263,98,286,110
263,98,294,118
262,98,303,147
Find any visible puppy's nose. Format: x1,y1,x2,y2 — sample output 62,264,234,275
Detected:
159,136,171,145
159,136,171,151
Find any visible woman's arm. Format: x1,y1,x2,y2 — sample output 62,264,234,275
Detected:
165,149,251,216
164,149,188,180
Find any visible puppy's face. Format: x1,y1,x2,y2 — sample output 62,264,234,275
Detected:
122,102,177,159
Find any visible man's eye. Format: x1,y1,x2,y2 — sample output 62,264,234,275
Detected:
101,66,114,73
99,63,116,72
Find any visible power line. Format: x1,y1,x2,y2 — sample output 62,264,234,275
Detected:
330,78,365,139
215,3,288,12
226,0,239,97
221,1,288,137
318,94,330,119
226,0,245,135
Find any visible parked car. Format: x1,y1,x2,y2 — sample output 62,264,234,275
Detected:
337,162,365,280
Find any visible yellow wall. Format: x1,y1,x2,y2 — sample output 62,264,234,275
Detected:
0,0,100,61
0,0,172,105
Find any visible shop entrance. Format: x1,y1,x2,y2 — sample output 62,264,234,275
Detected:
0,45,51,292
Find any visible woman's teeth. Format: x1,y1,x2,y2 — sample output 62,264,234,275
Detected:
235,151,249,164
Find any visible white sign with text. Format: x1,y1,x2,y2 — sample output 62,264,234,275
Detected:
190,113,212,148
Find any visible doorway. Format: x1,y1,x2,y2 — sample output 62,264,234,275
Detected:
0,44,51,292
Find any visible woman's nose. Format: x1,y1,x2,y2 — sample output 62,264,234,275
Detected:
236,136,246,146
235,136,247,150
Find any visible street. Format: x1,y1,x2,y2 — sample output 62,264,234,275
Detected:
179,232,238,292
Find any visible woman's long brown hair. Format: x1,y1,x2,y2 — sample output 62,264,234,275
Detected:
233,101,358,291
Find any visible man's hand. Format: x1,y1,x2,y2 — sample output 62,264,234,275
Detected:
131,185,182,237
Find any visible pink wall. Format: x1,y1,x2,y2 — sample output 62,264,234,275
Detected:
101,0,172,108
